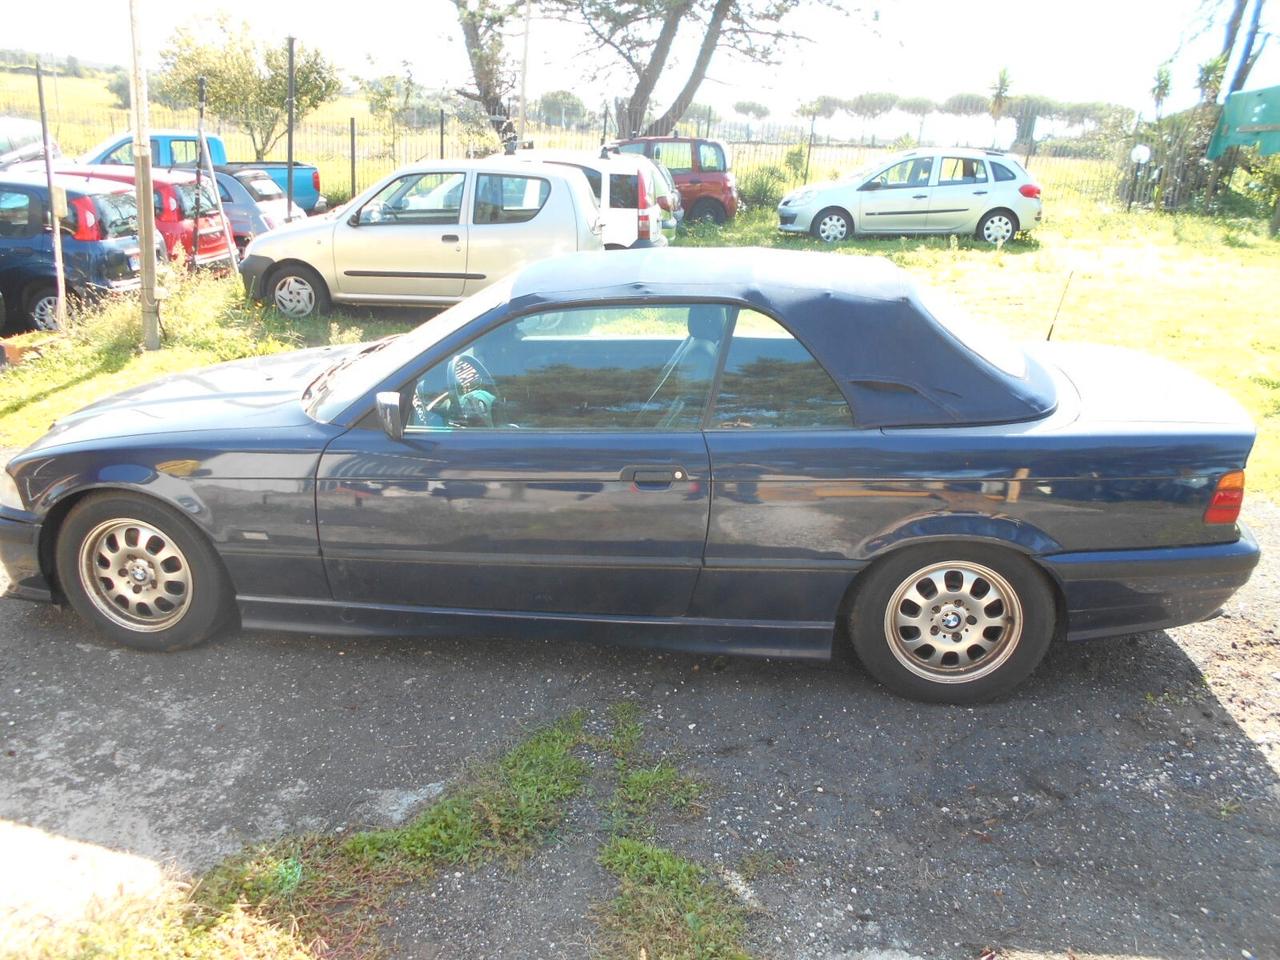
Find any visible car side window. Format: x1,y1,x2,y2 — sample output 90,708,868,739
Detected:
938,157,988,185
103,141,134,164
711,311,852,429
357,172,465,226
697,142,725,172
652,141,693,173
870,157,933,189
474,173,550,224
170,140,200,165
0,189,36,238
405,303,731,432
991,161,1017,182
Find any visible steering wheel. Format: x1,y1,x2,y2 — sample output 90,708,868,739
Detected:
447,352,499,427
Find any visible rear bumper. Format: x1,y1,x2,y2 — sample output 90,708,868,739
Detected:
1042,525,1260,641
239,254,275,300
0,511,50,604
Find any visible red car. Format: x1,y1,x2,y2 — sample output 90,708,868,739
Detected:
613,136,739,223
52,165,232,269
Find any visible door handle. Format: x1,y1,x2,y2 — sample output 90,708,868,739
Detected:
912,193,928,199
623,465,689,486
441,234,460,242
973,190,988,195
687,179,702,185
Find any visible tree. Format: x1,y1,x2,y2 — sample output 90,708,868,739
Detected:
941,92,989,117
537,90,588,127
1151,63,1172,119
1008,94,1060,145
1227,0,1268,94
845,92,898,141
1197,53,1228,104
733,100,770,120
797,95,843,121
897,96,935,143
546,0,826,138
107,69,131,109
155,20,339,160
989,68,1011,143
451,0,518,133
64,55,84,78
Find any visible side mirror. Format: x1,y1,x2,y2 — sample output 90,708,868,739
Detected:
375,391,406,440
347,210,361,227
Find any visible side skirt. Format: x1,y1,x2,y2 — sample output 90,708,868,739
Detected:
237,595,835,660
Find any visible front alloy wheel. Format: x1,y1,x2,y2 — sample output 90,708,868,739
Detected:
78,518,193,632
849,544,1054,703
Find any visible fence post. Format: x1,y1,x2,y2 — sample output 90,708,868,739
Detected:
803,114,815,184
440,108,445,159
600,101,608,145
349,117,356,198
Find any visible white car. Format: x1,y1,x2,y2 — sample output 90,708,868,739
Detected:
778,148,1042,244
506,149,667,249
240,159,602,318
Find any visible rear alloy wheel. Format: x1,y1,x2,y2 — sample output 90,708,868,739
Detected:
977,210,1018,245
270,265,330,319
849,544,1054,703
812,208,852,243
56,493,233,651
25,286,61,331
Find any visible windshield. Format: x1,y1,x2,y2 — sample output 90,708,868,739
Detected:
173,181,219,218
240,175,283,201
305,277,516,422
915,283,1028,379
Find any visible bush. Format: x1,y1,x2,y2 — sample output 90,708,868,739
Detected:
783,145,806,181
737,164,788,208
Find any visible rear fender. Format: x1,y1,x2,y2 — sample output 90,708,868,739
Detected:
863,512,1063,560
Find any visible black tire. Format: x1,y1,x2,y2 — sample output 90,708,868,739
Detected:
688,199,727,225
55,492,234,651
23,283,61,332
268,263,331,319
810,207,853,243
976,209,1019,245
848,543,1055,704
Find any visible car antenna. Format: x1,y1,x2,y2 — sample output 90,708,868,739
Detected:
1046,270,1074,341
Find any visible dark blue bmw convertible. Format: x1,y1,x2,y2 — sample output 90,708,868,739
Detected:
0,249,1260,702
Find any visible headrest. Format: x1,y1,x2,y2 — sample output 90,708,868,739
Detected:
688,304,726,341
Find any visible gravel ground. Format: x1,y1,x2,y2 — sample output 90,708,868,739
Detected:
0,502,1277,959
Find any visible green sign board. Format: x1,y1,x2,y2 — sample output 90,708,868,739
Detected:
1208,84,1280,159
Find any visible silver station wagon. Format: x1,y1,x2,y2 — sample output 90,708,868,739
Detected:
239,160,603,317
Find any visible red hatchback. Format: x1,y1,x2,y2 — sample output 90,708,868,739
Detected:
613,136,739,223
52,165,232,269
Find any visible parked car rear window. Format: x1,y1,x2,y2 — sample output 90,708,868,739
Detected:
474,173,551,224
172,182,220,219
609,173,639,209
239,175,284,201
651,141,692,173
697,142,726,172
711,310,852,429
991,161,1017,182
94,191,139,238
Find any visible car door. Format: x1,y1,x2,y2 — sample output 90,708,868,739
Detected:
646,140,697,210
694,308,863,626
926,156,989,231
463,171,575,296
0,186,48,315
315,301,728,617
855,155,934,233
332,170,470,300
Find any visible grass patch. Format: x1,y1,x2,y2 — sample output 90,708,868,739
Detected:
613,762,703,826
676,197,1280,498
597,837,752,960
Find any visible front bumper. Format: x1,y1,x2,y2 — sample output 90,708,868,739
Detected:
777,204,813,234
239,254,275,300
0,511,50,604
1042,524,1260,641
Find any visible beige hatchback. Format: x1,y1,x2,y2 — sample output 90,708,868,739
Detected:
240,159,603,318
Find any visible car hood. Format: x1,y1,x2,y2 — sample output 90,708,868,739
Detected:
26,344,360,451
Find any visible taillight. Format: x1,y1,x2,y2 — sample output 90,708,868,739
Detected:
1204,470,1245,525
312,170,320,191
69,196,102,241
1019,183,1041,199
637,174,651,241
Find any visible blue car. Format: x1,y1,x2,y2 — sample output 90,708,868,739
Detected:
0,171,147,332
0,248,1259,702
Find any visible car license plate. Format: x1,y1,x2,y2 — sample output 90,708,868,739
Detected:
128,253,140,271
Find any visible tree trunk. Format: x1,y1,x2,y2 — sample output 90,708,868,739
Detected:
1271,192,1280,236
618,1,690,137
456,4,510,133
1228,0,1267,93
642,0,734,137
1219,0,1249,64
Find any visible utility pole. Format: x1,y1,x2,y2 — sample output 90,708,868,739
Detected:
286,36,296,219
35,61,66,331
128,0,161,350
518,0,532,143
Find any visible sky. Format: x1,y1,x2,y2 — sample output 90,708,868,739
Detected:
6,0,1278,129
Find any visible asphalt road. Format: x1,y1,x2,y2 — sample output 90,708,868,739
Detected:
1,506,1278,959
